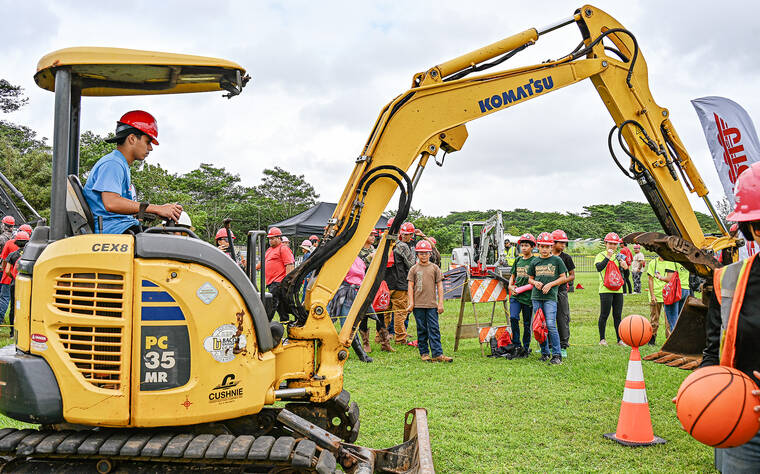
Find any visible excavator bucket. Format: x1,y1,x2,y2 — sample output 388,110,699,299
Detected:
643,297,706,369
624,232,715,370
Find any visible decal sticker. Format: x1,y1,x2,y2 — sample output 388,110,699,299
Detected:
208,373,244,404
31,333,47,352
140,326,191,391
197,282,219,304
203,324,247,363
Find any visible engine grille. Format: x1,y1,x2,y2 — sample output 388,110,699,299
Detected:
53,272,124,318
57,326,123,390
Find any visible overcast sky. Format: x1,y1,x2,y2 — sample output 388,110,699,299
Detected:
1,0,758,219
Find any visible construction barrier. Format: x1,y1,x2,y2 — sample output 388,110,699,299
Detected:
453,274,509,356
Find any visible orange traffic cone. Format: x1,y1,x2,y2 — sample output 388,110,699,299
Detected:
604,347,666,446
576,283,584,290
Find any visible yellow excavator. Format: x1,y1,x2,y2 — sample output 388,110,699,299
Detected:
0,4,735,472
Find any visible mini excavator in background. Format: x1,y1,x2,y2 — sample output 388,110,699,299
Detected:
0,4,736,472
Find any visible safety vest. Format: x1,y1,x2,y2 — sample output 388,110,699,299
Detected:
505,246,517,266
713,253,758,367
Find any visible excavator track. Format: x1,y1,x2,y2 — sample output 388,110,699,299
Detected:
0,427,337,473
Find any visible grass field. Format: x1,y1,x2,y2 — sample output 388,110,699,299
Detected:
0,271,714,472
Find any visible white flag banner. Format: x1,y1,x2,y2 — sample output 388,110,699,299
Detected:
691,96,760,207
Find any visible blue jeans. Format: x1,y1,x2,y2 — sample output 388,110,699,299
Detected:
532,299,560,357
413,308,443,357
0,283,10,323
664,288,691,332
509,298,532,350
715,429,760,473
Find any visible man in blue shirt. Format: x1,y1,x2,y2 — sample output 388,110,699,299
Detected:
84,111,182,233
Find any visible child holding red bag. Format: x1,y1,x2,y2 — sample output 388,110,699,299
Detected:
594,232,628,346
527,233,569,365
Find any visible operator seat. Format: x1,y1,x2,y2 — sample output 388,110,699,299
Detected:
66,174,95,234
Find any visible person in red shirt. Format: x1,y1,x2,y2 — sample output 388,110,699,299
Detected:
620,243,633,294
263,227,294,322
0,224,30,327
1,230,29,336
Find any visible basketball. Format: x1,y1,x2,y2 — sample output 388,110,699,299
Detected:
676,366,760,448
618,314,652,347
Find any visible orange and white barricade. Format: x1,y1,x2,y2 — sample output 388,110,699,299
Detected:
454,275,509,356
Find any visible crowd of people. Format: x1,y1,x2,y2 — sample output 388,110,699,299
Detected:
0,216,32,337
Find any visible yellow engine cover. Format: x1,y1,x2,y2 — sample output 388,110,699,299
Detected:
29,234,275,427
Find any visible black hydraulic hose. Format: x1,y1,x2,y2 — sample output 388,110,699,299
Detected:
572,28,639,88
607,125,637,180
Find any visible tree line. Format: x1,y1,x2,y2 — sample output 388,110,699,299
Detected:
1,79,721,252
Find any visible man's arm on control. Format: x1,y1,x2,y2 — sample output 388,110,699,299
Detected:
101,192,182,220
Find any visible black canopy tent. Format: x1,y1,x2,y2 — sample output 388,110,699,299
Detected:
268,202,388,236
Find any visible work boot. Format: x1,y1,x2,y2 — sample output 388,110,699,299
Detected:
432,354,453,363
360,330,372,353
549,355,563,365
647,334,657,346
351,335,373,363
378,328,395,352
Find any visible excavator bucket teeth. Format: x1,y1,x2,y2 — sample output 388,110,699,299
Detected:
372,408,435,473
623,232,721,277
643,297,707,370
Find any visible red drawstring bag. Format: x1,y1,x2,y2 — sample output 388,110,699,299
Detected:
497,328,512,347
603,260,624,291
372,280,391,312
532,308,548,344
662,272,682,305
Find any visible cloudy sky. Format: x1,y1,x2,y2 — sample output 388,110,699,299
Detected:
1,0,758,219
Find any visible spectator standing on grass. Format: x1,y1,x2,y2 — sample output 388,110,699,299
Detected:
646,255,670,345
0,224,30,330
507,233,537,358
527,232,569,365
631,244,646,294
595,232,628,346
620,243,633,294
2,231,29,337
385,222,416,344
0,216,15,322
659,260,690,336
358,230,395,354
406,239,451,362
258,227,294,322
551,229,575,358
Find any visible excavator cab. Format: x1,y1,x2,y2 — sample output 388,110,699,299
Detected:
0,47,432,472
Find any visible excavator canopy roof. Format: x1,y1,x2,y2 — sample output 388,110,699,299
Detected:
34,47,247,97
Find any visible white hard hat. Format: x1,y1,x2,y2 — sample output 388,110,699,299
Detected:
163,211,194,231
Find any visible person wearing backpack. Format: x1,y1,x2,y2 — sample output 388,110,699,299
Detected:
507,233,537,358
357,230,394,353
659,260,689,336
527,232,570,365
594,232,628,346
646,255,675,345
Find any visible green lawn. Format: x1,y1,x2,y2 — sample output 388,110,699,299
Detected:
343,272,714,472
0,272,714,472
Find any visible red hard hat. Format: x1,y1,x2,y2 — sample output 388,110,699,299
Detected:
14,231,29,241
399,222,415,235
309,234,319,242
267,227,283,238
370,229,380,237
428,237,437,245
536,232,554,245
2,216,15,226
415,240,433,252
728,162,760,222
215,228,235,240
730,223,739,233
552,229,569,243
386,217,395,229
517,233,536,246
18,224,32,234
604,232,623,244
114,110,159,145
